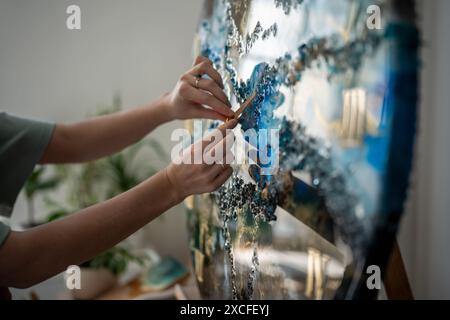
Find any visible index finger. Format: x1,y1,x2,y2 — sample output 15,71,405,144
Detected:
192,55,212,67
202,119,238,150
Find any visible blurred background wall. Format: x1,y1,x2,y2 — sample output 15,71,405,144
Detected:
398,0,450,300
0,0,449,299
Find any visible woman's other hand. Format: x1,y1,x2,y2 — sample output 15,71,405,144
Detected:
165,119,238,203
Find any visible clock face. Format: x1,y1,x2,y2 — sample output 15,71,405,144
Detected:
188,0,419,299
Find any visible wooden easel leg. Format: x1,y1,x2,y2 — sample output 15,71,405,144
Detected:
384,240,414,300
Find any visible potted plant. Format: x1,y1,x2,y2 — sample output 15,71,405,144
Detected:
23,166,62,228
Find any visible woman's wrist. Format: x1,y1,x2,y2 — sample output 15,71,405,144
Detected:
145,93,175,126
163,165,185,205
136,168,183,211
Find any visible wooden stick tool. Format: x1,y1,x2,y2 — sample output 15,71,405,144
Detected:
234,91,257,119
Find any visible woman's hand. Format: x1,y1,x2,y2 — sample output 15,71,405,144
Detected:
164,56,235,121
165,119,237,203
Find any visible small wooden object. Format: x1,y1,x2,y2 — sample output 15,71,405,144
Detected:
234,91,257,119
384,240,414,300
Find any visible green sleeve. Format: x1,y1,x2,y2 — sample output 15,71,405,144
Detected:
0,112,55,246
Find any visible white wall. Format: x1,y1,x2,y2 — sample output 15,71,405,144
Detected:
0,0,203,268
398,0,450,300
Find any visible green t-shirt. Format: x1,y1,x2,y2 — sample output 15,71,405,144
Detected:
0,112,55,247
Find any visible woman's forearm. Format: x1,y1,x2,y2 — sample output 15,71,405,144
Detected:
41,95,171,164
0,117,237,289
0,169,179,288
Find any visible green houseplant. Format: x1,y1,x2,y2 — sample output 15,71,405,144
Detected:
23,166,61,227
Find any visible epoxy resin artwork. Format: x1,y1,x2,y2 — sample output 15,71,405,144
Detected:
187,0,419,300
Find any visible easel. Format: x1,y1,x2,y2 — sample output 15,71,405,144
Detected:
384,240,414,300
